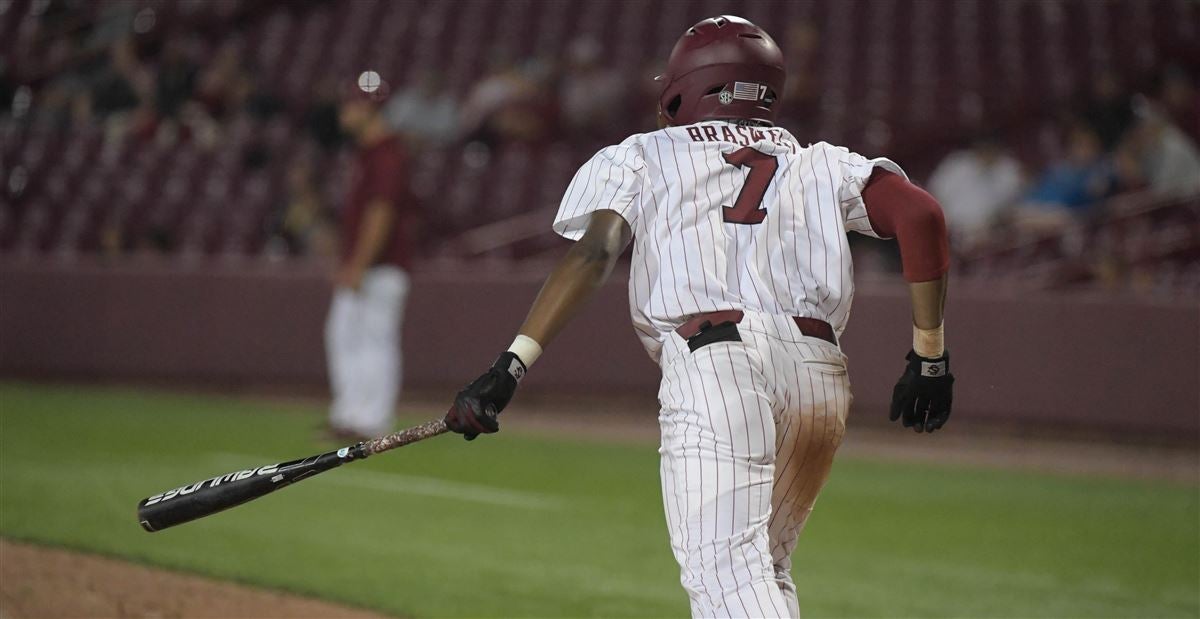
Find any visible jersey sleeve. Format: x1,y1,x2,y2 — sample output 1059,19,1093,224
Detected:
832,145,909,238
552,142,644,240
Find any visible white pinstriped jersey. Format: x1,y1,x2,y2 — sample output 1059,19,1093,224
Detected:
553,120,906,363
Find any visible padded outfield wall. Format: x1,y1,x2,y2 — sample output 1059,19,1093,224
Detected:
1,259,1196,439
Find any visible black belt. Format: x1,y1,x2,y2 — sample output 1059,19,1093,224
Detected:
675,310,837,352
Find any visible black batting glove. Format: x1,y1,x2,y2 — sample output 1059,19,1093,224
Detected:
890,350,954,433
444,352,526,441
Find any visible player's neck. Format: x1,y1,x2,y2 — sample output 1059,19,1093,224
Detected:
356,117,392,147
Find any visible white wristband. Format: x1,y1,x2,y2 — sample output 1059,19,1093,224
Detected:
507,335,543,368
913,323,945,358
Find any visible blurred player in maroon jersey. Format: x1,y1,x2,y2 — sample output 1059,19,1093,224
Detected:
324,71,414,441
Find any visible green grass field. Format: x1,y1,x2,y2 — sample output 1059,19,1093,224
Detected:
1,382,1196,618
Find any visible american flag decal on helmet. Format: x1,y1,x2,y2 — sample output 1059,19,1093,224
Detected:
732,81,764,101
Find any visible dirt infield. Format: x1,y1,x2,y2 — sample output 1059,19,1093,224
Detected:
0,539,392,619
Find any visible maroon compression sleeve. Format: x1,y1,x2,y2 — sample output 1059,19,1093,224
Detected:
861,170,950,282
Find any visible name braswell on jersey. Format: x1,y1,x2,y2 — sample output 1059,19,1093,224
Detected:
553,120,906,364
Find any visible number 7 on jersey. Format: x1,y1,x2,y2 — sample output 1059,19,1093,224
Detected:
722,147,778,225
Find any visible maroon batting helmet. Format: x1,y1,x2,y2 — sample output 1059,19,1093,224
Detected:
656,15,786,127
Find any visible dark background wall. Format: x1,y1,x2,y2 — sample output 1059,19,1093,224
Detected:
1,260,1197,438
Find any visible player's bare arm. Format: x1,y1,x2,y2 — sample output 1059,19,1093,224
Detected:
517,210,632,344
443,210,631,440
909,277,947,330
338,199,394,290
862,170,955,433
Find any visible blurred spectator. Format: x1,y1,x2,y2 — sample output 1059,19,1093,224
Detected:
559,38,622,137
460,58,557,145
132,224,175,256
1081,70,1134,152
65,78,95,128
927,131,1024,247
99,221,125,257
267,157,334,257
1014,123,1114,232
0,60,15,116
460,59,523,131
1154,65,1200,143
90,37,147,117
1117,101,1200,198
28,77,80,129
244,78,285,121
192,39,250,121
383,72,459,145
89,37,157,142
154,39,198,120
306,79,345,150
86,1,139,49
779,19,821,134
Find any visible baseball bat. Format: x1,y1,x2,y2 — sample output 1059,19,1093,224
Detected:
137,419,448,532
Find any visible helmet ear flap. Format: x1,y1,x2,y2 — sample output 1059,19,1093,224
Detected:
658,74,683,125
665,95,682,117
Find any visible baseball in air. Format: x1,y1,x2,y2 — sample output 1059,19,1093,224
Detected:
357,70,382,93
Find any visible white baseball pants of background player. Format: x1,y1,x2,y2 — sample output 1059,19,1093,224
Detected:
325,266,409,437
658,311,851,618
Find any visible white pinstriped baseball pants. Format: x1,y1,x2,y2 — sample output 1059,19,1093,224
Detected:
658,311,851,618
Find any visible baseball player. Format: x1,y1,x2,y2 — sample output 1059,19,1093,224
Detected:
445,16,954,618
325,73,415,441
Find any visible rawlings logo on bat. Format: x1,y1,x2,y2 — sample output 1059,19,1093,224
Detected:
142,463,281,506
